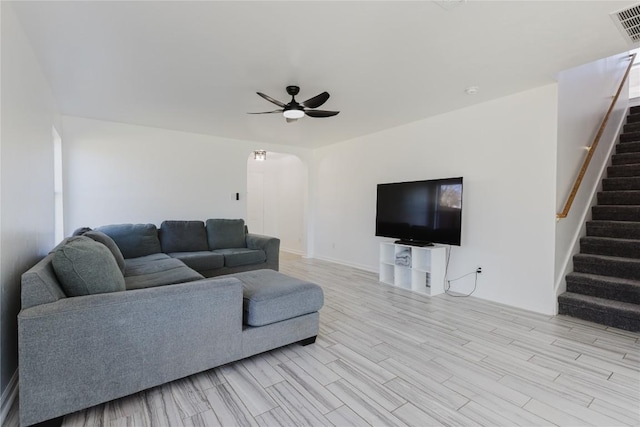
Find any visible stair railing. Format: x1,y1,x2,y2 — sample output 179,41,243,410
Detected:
557,53,637,219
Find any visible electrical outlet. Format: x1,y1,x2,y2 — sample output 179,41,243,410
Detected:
476,267,482,274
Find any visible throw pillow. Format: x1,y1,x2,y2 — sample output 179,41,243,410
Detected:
71,226,92,236
52,236,126,297
160,220,209,253
84,230,126,274
206,219,247,250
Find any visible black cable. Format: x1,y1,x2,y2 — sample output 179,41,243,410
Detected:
443,245,478,297
445,271,478,297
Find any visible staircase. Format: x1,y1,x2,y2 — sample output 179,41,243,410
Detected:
558,106,640,332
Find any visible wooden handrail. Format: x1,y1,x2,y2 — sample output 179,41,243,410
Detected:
557,53,637,219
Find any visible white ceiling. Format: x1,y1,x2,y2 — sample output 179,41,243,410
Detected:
9,0,638,148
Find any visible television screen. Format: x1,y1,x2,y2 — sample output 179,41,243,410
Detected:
375,177,463,246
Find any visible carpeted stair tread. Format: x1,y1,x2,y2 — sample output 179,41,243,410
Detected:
616,141,640,153
573,253,640,281
602,177,640,190
565,272,640,304
596,190,640,205
558,292,640,332
592,205,640,221
619,131,640,143
580,236,640,258
612,152,640,165
607,164,640,177
587,220,640,239
630,105,640,114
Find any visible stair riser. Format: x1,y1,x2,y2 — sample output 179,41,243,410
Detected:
592,206,640,221
607,164,640,177
587,222,640,239
580,238,640,259
597,191,640,205
573,255,640,281
620,131,640,143
616,141,640,153
623,122,640,133
566,277,640,305
612,153,640,165
558,302,640,332
602,177,640,190
626,113,640,123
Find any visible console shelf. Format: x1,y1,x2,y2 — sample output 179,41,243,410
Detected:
379,242,446,296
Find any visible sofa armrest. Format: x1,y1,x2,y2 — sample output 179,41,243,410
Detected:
246,233,280,270
18,277,243,426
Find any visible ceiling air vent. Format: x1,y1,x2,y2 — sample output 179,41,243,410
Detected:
611,4,640,45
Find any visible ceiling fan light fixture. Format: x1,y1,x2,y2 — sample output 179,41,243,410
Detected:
283,109,304,119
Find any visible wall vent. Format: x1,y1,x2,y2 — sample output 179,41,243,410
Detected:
611,4,640,46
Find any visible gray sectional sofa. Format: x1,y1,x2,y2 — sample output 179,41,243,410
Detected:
18,219,323,426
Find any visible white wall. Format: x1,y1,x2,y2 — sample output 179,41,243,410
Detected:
312,84,559,315
247,153,306,254
554,53,631,295
0,2,59,399
62,116,311,234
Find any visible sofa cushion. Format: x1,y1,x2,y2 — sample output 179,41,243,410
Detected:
206,219,246,250
84,230,126,274
124,253,171,268
159,220,209,253
97,223,161,259
230,269,324,327
211,248,266,268
123,255,204,290
167,251,224,272
51,236,126,297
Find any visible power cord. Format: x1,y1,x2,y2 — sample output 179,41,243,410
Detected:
443,245,479,297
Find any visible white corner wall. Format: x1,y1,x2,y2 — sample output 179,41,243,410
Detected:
554,53,630,296
312,84,559,315
0,2,59,397
62,116,311,234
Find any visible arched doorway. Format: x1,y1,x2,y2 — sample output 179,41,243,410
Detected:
246,151,307,255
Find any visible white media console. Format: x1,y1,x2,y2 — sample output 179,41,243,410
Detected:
379,242,447,296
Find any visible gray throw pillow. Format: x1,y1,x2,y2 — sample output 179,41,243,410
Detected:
52,236,126,297
206,219,247,249
84,230,126,274
160,220,209,253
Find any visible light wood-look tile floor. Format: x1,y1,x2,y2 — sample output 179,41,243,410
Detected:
6,252,640,426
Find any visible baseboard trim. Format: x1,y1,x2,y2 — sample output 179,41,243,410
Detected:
281,248,306,256
312,255,377,274
0,370,18,426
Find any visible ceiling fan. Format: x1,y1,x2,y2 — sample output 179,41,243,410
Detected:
249,86,339,123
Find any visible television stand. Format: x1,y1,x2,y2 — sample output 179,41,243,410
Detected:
379,242,447,296
394,240,434,247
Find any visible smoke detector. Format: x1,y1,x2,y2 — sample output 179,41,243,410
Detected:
465,86,479,95
433,0,466,11
611,3,640,46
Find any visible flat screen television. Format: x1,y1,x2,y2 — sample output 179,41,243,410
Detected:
375,177,463,246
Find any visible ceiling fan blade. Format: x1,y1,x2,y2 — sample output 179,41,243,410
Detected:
257,92,286,108
248,109,283,114
301,92,330,109
304,109,340,118
286,118,298,123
